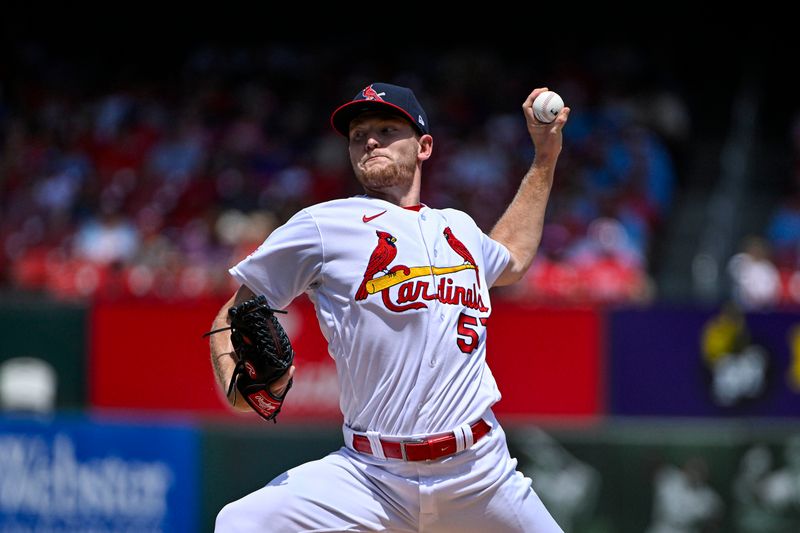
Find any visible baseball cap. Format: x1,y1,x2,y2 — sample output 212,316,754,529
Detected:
330,82,429,137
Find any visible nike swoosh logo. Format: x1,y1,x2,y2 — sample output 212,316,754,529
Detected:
362,210,387,223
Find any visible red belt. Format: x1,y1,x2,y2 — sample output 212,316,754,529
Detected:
351,419,491,462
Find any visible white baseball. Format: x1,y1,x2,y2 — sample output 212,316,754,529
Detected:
532,91,564,124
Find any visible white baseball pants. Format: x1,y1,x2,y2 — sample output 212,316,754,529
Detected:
215,418,563,532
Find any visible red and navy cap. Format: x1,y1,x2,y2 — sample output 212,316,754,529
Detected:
331,83,430,137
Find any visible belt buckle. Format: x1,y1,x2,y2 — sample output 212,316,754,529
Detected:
399,438,426,461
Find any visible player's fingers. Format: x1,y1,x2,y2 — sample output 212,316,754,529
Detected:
522,87,549,106
552,107,571,131
270,365,295,397
522,87,549,115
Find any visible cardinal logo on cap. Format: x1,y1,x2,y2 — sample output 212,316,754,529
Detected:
362,85,386,101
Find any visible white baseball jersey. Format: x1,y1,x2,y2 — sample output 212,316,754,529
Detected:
229,195,510,437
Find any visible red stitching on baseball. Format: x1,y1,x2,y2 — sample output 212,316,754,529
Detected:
540,92,554,121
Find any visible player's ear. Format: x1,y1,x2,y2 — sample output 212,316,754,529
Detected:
417,134,433,162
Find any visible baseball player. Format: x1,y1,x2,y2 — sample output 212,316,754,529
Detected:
209,82,570,532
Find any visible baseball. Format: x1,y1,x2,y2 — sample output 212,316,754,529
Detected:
532,91,564,124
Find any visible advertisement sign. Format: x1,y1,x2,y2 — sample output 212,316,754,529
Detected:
0,415,198,532
91,297,340,421
610,306,800,417
91,297,603,420
488,302,602,418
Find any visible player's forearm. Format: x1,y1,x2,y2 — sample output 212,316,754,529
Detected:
489,159,556,286
489,88,568,287
209,295,250,411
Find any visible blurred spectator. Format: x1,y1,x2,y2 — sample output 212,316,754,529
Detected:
646,457,724,533
727,236,781,310
74,208,140,265
145,115,207,182
760,436,800,518
734,445,787,533
513,428,601,532
733,437,800,532
766,197,800,268
734,445,773,530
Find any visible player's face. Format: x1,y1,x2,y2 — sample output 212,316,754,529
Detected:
348,114,421,190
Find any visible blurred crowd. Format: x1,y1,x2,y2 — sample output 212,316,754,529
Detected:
0,44,685,303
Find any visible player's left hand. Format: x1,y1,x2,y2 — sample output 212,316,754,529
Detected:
522,87,570,164
225,295,295,422
269,364,295,398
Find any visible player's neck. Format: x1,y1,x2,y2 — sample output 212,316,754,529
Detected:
362,174,421,208
364,189,421,208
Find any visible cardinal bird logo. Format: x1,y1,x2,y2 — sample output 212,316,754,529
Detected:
355,230,397,300
443,227,480,288
362,85,386,101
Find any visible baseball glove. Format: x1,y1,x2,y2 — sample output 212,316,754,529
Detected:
206,295,294,422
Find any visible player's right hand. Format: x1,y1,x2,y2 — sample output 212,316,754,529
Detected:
522,87,570,164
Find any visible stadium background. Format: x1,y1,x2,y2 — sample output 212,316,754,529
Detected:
2,14,799,532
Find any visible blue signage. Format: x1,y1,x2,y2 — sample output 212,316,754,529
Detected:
0,414,198,532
